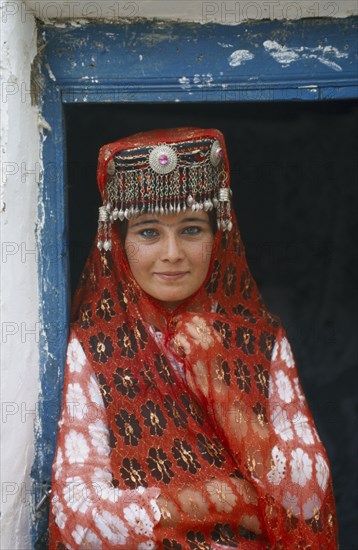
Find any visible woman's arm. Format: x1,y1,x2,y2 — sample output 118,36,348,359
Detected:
173,317,339,548
49,330,161,549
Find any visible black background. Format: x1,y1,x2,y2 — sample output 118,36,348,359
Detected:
65,100,357,549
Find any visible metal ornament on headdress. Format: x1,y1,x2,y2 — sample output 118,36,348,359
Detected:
97,205,112,251
149,145,178,175
97,135,233,250
210,140,223,167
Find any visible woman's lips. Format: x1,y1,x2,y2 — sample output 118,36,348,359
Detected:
154,272,189,281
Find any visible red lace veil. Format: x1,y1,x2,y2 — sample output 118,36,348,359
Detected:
50,128,338,549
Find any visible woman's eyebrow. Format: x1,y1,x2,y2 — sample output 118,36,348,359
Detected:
130,217,210,228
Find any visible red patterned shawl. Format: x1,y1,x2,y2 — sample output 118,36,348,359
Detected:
49,128,338,550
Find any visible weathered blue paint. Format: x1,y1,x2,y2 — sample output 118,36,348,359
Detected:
43,18,357,102
32,77,70,548
32,17,358,547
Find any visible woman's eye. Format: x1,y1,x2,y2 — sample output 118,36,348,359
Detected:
139,228,158,238
183,226,202,235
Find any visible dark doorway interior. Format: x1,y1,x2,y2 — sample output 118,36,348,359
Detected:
65,100,357,549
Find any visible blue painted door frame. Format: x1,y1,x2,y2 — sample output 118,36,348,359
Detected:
33,17,357,547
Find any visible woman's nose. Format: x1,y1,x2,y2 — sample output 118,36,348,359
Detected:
161,233,184,262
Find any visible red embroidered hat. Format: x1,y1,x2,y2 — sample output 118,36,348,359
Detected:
96,127,233,251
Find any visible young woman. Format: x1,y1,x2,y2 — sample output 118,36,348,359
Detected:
49,127,338,549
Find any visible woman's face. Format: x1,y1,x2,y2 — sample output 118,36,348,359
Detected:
125,210,214,309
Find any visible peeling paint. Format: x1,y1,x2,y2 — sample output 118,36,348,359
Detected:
193,73,213,86
228,49,255,66
179,73,215,89
178,76,190,90
263,40,349,71
81,76,99,83
37,114,52,132
298,85,319,93
218,42,234,48
45,63,56,81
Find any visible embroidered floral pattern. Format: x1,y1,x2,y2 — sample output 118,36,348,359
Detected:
54,449,63,481
253,364,269,397
315,453,329,491
205,259,220,294
120,457,147,488
97,373,113,407
88,420,110,455
280,337,295,368
154,353,174,384
212,355,231,386
117,281,129,311
99,250,112,278
163,539,182,550
186,531,210,550
52,496,66,530
67,338,86,373
63,476,91,514
172,439,201,474
236,327,256,355
283,491,300,517
302,494,320,522
115,409,142,446
206,480,237,513
108,427,117,449
89,332,114,363
78,303,94,330
88,373,105,408
267,446,287,485
185,316,215,350
66,383,87,420
259,332,275,360
292,413,314,445
117,281,138,311
113,367,140,399
222,263,237,296
290,448,313,487
196,434,225,468
240,269,253,300
140,362,157,388
232,304,257,324
146,447,174,484
164,395,187,429
93,510,129,545
234,359,251,394
141,400,167,436
271,405,294,441
180,394,204,425
123,503,154,537
135,319,148,350
117,323,139,358
96,288,116,321
252,402,268,427
211,523,237,547
212,320,232,349
64,430,89,465
72,525,102,547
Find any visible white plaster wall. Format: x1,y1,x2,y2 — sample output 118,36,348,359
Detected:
23,0,358,23
0,2,40,548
